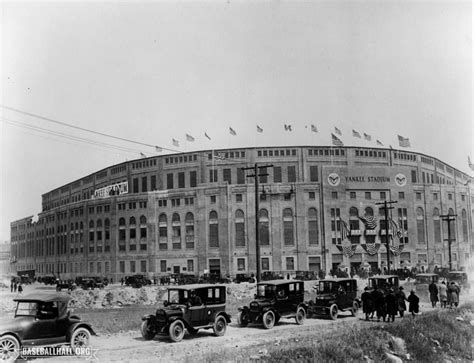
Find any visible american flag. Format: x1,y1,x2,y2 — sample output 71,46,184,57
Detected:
155,146,163,152
331,133,344,146
172,138,180,147
311,124,318,133
340,220,351,240
376,139,383,146
204,132,212,140
364,133,372,141
229,127,237,136
186,133,195,142
257,125,263,133
363,242,379,255
389,243,404,256
468,156,474,171
334,126,342,135
389,218,402,239
352,129,361,138
342,245,356,258
284,124,292,131
398,135,411,147
359,215,378,230
140,152,146,158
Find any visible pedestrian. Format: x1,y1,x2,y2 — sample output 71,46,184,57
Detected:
385,288,397,322
395,286,407,317
121,277,124,286
18,283,23,294
438,281,448,308
361,287,373,321
450,282,460,307
10,280,13,293
14,282,17,293
429,281,439,308
372,287,386,322
407,290,420,317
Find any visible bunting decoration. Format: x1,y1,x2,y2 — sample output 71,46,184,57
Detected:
364,133,372,141
337,244,358,258
389,241,404,256
362,242,380,256
398,135,411,147
331,133,344,146
389,218,403,239
359,215,378,230
213,151,225,160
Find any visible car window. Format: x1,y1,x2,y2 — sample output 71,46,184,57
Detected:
16,302,38,317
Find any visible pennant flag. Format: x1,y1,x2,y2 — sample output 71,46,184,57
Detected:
376,140,383,146
140,152,147,158
398,135,411,147
362,242,380,256
284,124,292,131
155,146,163,152
257,125,263,133
468,156,474,171
311,124,318,133
204,132,212,140
186,133,195,142
359,215,378,230
364,133,372,141
213,151,225,160
331,133,344,146
334,127,342,135
229,127,237,136
172,138,180,147
352,129,361,138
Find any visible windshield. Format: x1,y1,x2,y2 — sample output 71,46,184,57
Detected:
416,276,437,284
256,284,276,298
448,273,466,280
167,289,189,304
318,281,340,294
15,301,38,317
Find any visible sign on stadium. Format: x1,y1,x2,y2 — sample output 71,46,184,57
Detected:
93,181,129,199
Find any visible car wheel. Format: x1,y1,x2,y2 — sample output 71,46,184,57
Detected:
213,316,227,336
70,327,91,348
262,310,275,329
351,301,359,317
236,311,249,327
0,335,20,361
141,320,156,340
295,306,306,325
329,304,338,320
169,320,185,342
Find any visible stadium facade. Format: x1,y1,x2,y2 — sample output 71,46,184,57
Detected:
10,146,474,280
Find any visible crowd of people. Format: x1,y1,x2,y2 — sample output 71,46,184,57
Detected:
428,280,461,308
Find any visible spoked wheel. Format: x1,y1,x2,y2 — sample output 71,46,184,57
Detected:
329,304,338,320
295,306,306,325
169,320,185,342
262,310,276,329
70,327,91,348
141,320,156,340
351,301,360,317
237,311,249,327
213,316,227,336
0,335,20,361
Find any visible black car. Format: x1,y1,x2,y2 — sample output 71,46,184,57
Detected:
125,274,152,288
295,270,318,281
447,271,470,290
0,293,95,361
367,275,399,295
307,278,360,320
56,279,77,292
233,274,256,284
260,271,284,281
237,280,307,329
141,284,231,342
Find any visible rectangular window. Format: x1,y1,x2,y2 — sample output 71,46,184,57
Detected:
130,261,136,273
142,176,147,192
190,171,197,187
237,168,245,184
237,258,245,271
236,194,243,202
398,192,405,200
133,178,139,193
380,192,386,200
261,257,270,271
259,167,268,184
308,256,321,272
287,166,296,183
309,192,315,200
178,172,185,188
332,192,338,199
448,193,453,200
151,175,156,191
416,192,422,201
273,167,282,183
209,169,218,183
187,259,194,272
350,191,356,199
365,192,371,200
223,169,232,184
210,195,216,204
140,260,147,273
286,257,295,271
167,173,174,189
309,166,318,182
119,261,125,273
411,170,417,183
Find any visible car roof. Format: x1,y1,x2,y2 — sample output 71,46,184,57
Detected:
257,279,303,285
448,271,466,274
319,278,356,282
415,273,439,277
369,275,398,279
14,293,71,303
167,284,226,290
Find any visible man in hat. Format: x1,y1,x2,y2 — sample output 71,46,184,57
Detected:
407,290,420,317
429,280,439,308
395,286,407,317
385,288,397,322
361,287,373,321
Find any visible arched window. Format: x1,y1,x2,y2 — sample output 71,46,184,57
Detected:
209,211,219,248
283,208,294,246
348,207,360,244
259,209,270,246
308,208,319,245
172,213,181,249
140,215,147,225
89,220,94,229
461,209,468,242
364,207,374,217
416,207,425,243
185,212,195,249
433,208,441,243
235,209,245,247
129,216,136,226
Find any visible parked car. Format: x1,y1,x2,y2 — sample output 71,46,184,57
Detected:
414,273,439,293
56,279,77,292
233,274,256,284
307,278,360,320
40,276,57,285
447,271,470,290
237,280,307,329
125,274,152,288
141,284,231,342
394,268,413,281
0,293,95,361
260,271,284,281
79,278,98,290
295,270,318,281
367,275,399,295
198,273,231,284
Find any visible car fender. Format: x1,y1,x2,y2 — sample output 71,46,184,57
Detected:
0,332,22,346
261,306,276,316
66,322,97,341
238,306,249,313
141,314,155,322
215,311,231,324
297,302,308,312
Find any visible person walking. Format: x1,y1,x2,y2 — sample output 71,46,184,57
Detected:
429,281,439,308
121,277,124,286
385,288,398,322
407,290,420,317
18,283,23,294
450,282,460,307
10,280,13,293
395,286,408,317
361,287,374,321
13,282,17,293
438,281,448,308
372,287,386,322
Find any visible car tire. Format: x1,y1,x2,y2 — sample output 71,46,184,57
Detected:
213,316,227,337
70,327,91,348
262,310,276,329
0,334,20,361
295,306,306,325
141,320,156,340
169,320,185,342
351,301,359,317
329,304,338,320
236,311,249,327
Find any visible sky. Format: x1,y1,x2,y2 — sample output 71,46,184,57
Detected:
0,0,472,242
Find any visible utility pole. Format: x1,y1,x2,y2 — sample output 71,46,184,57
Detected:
376,200,397,275
242,163,273,283
440,214,457,271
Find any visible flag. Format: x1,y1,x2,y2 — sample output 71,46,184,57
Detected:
342,245,357,258
311,124,318,133
204,132,212,140
213,151,225,160
140,152,146,158
352,129,361,138
284,124,292,131
468,156,474,171
229,127,237,136
364,133,372,141
389,243,404,256
340,220,351,240
376,140,383,146
389,218,403,239
257,125,263,133
362,242,380,256
398,135,411,147
155,146,163,152
172,138,180,147
359,215,378,230
331,133,344,146
334,127,342,135
186,133,195,142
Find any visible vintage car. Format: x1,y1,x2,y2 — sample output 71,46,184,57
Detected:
367,275,399,295
0,293,95,361
125,274,152,288
233,274,256,284
141,284,231,342
56,279,77,292
307,278,360,320
237,280,307,329
447,271,470,290
414,273,439,293
260,271,284,281
295,270,318,281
